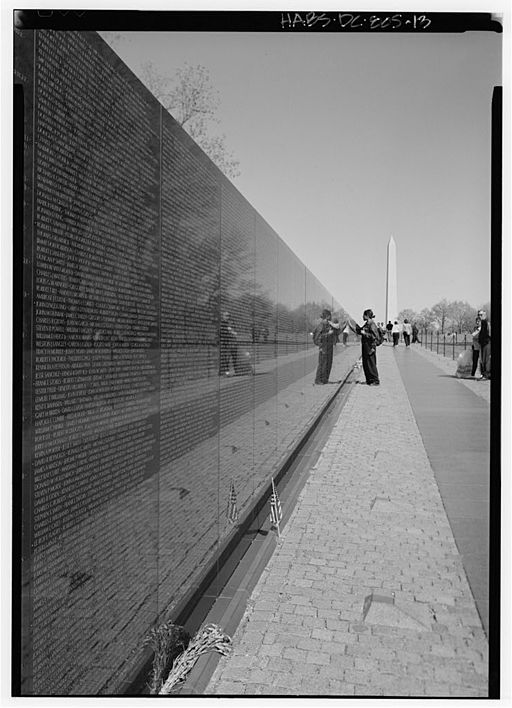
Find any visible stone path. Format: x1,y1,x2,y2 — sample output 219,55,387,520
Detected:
205,344,488,697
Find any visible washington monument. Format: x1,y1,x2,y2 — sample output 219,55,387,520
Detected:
386,236,397,324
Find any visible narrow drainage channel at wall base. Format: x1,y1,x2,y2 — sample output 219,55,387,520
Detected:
134,363,361,696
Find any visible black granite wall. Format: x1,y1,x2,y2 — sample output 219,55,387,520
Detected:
16,29,348,694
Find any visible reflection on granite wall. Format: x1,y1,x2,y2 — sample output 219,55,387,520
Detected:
16,29,353,695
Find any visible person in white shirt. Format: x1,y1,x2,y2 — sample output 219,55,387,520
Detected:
342,322,350,345
391,320,402,347
403,319,413,347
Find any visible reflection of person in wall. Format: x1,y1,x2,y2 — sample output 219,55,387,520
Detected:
219,311,238,376
352,309,380,386
313,309,339,384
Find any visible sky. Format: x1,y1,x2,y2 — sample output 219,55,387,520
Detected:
102,23,502,321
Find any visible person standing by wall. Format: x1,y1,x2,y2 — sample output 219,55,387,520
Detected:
352,309,380,386
477,310,491,379
313,309,339,384
471,316,481,378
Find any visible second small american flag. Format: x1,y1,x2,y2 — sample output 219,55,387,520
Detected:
270,478,282,528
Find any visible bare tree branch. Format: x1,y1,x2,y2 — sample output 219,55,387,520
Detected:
137,61,240,179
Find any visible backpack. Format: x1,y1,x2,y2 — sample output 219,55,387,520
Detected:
374,327,384,346
312,323,325,347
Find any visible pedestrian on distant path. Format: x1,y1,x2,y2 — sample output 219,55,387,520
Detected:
392,320,401,347
403,319,412,347
313,309,339,384
386,320,393,342
411,322,421,344
352,309,380,386
471,316,482,378
477,310,491,379
342,322,350,346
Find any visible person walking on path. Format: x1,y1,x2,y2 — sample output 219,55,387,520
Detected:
313,309,339,384
386,320,393,342
411,322,421,344
392,320,401,347
342,322,350,346
477,310,491,379
471,316,482,378
403,319,412,347
353,309,380,386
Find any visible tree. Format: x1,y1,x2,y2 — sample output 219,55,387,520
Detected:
431,299,451,334
416,308,435,330
140,61,240,180
397,308,418,324
448,300,477,334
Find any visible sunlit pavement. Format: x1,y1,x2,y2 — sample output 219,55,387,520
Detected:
203,343,489,697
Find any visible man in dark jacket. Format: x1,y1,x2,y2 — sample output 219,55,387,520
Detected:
355,309,380,386
477,310,491,379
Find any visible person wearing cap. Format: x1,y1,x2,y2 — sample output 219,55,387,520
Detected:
354,309,380,386
313,309,339,384
477,310,491,379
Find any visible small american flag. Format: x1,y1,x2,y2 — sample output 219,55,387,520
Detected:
226,479,239,524
269,478,282,531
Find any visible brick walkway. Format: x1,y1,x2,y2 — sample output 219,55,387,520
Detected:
205,344,488,697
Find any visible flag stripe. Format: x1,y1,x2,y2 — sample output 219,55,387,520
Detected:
269,479,282,525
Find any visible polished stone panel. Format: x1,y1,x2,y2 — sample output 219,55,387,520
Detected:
16,29,349,695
